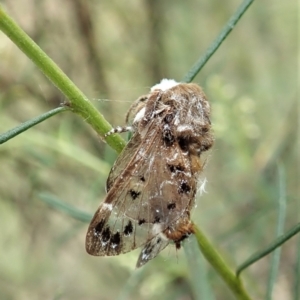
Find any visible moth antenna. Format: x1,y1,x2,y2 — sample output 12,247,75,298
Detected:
105,126,133,137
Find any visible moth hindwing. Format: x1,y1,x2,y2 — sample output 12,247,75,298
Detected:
86,79,214,267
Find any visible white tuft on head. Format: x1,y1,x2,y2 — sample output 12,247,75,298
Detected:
151,79,179,92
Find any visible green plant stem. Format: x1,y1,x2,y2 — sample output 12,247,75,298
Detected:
0,6,125,153
266,163,286,299
295,234,300,300
39,193,92,223
182,0,254,83
193,224,252,300
236,223,300,277
0,107,68,144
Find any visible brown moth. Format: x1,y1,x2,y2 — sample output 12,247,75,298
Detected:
86,79,214,267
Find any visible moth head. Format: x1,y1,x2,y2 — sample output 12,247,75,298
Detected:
125,95,148,125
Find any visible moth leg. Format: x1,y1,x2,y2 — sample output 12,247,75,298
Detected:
105,126,134,137
136,234,169,268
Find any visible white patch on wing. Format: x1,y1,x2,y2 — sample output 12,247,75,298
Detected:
152,224,169,241
102,203,113,211
152,223,163,235
151,224,168,241
151,79,179,92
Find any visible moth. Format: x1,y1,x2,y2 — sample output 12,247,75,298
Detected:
86,79,214,267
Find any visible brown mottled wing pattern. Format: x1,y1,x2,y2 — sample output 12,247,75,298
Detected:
86,119,197,257
106,132,141,192
86,81,214,266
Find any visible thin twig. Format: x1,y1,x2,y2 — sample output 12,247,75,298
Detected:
0,6,125,153
193,225,252,300
182,0,255,83
236,223,300,277
0,107,68,144
266,163,286,299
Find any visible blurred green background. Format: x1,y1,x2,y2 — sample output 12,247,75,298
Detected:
0,1,298,299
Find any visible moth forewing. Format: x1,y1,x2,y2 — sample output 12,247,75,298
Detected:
105,132,142,192
86,79,214,267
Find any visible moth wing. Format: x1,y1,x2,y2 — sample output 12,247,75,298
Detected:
86,120,197,256
106,132,141,191
136,235,169,268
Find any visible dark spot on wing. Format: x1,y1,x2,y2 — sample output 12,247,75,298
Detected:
167,203,176,210
138,219,146,225
156,237,161,244
124,220,133,236
144,243,154,255
101,227,111,242
94,219,105,233
140,176,145,182
164,113,174,123
163,128,175,147
178,181,191,194
110,231,121,246
167,164,184,173
154,215,161,223
129,189,141,200
168,165,176,173
178,137,189,152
